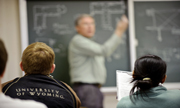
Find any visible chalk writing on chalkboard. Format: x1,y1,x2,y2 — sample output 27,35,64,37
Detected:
138,47,180,62
107,34,127,62
145,8,180,42
27,0,130,86
53,23,73,35
33,5,67,36
32,1,127,62
90,1,126,31
35,37,66,56
89,1,127,62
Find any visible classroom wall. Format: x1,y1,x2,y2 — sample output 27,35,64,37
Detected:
0,0,22,83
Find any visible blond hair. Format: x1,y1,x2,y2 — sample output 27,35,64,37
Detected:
22,42,55,75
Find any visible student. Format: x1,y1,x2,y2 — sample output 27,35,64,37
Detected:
0,39,47,108
2,42,81,108
69,14,128,108
117,54,180,108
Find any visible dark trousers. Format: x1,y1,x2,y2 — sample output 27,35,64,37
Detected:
73,83,104,108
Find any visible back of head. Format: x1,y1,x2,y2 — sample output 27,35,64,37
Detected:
130,54,167,94
0,39,8,76
22,42,55,75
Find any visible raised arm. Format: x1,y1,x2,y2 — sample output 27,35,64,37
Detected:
114,15,129,37
72,15,129,57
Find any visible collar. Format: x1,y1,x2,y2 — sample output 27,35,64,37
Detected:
77,34,94,40
134,86,167,96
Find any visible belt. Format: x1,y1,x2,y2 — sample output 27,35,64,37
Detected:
73,82,102,88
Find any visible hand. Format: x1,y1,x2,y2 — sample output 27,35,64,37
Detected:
114,15,129,37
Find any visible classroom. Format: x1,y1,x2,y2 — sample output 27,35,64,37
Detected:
0,0,180,108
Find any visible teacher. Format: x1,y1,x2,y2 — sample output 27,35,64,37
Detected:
68,14,128,108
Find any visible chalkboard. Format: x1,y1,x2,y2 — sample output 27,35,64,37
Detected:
134,1,180,82
27,0,130,87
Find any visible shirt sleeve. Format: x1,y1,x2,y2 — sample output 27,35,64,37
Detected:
72,34,122,57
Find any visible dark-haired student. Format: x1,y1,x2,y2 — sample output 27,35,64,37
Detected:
117,54,180,108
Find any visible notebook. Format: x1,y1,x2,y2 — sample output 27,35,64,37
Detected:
116,70,133,101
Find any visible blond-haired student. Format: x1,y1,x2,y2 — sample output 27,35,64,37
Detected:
0,39,47,108
2,42,81,108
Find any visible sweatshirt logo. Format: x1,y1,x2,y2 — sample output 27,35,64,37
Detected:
15,88,64,99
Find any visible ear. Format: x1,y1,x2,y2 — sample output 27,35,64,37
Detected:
50,64,56,74
75,25,80,32
19,61,24,71
161,75,167,84
132,70,135,78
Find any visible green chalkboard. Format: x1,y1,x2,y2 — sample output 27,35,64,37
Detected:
134,1,180,82
27,0,130,87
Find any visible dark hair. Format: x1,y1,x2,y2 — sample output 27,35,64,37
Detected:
130,54,167,102
0,39,8,76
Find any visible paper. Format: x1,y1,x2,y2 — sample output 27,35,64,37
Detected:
116,70,133,101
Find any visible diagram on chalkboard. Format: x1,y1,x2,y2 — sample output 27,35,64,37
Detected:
90,1,126,31
33,5,67,36
145,8,180,42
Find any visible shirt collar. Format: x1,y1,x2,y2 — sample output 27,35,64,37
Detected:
77,34,94,40
134,86,167,96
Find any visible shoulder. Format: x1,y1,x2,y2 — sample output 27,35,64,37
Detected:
155,89,180,107
164,89,180,99
117,96,131,108
60,81,81,108
54,80,81,108
71,34,81,42
71,34,90,45
73,34,85,40
0,94,47,108
2,77,20,92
